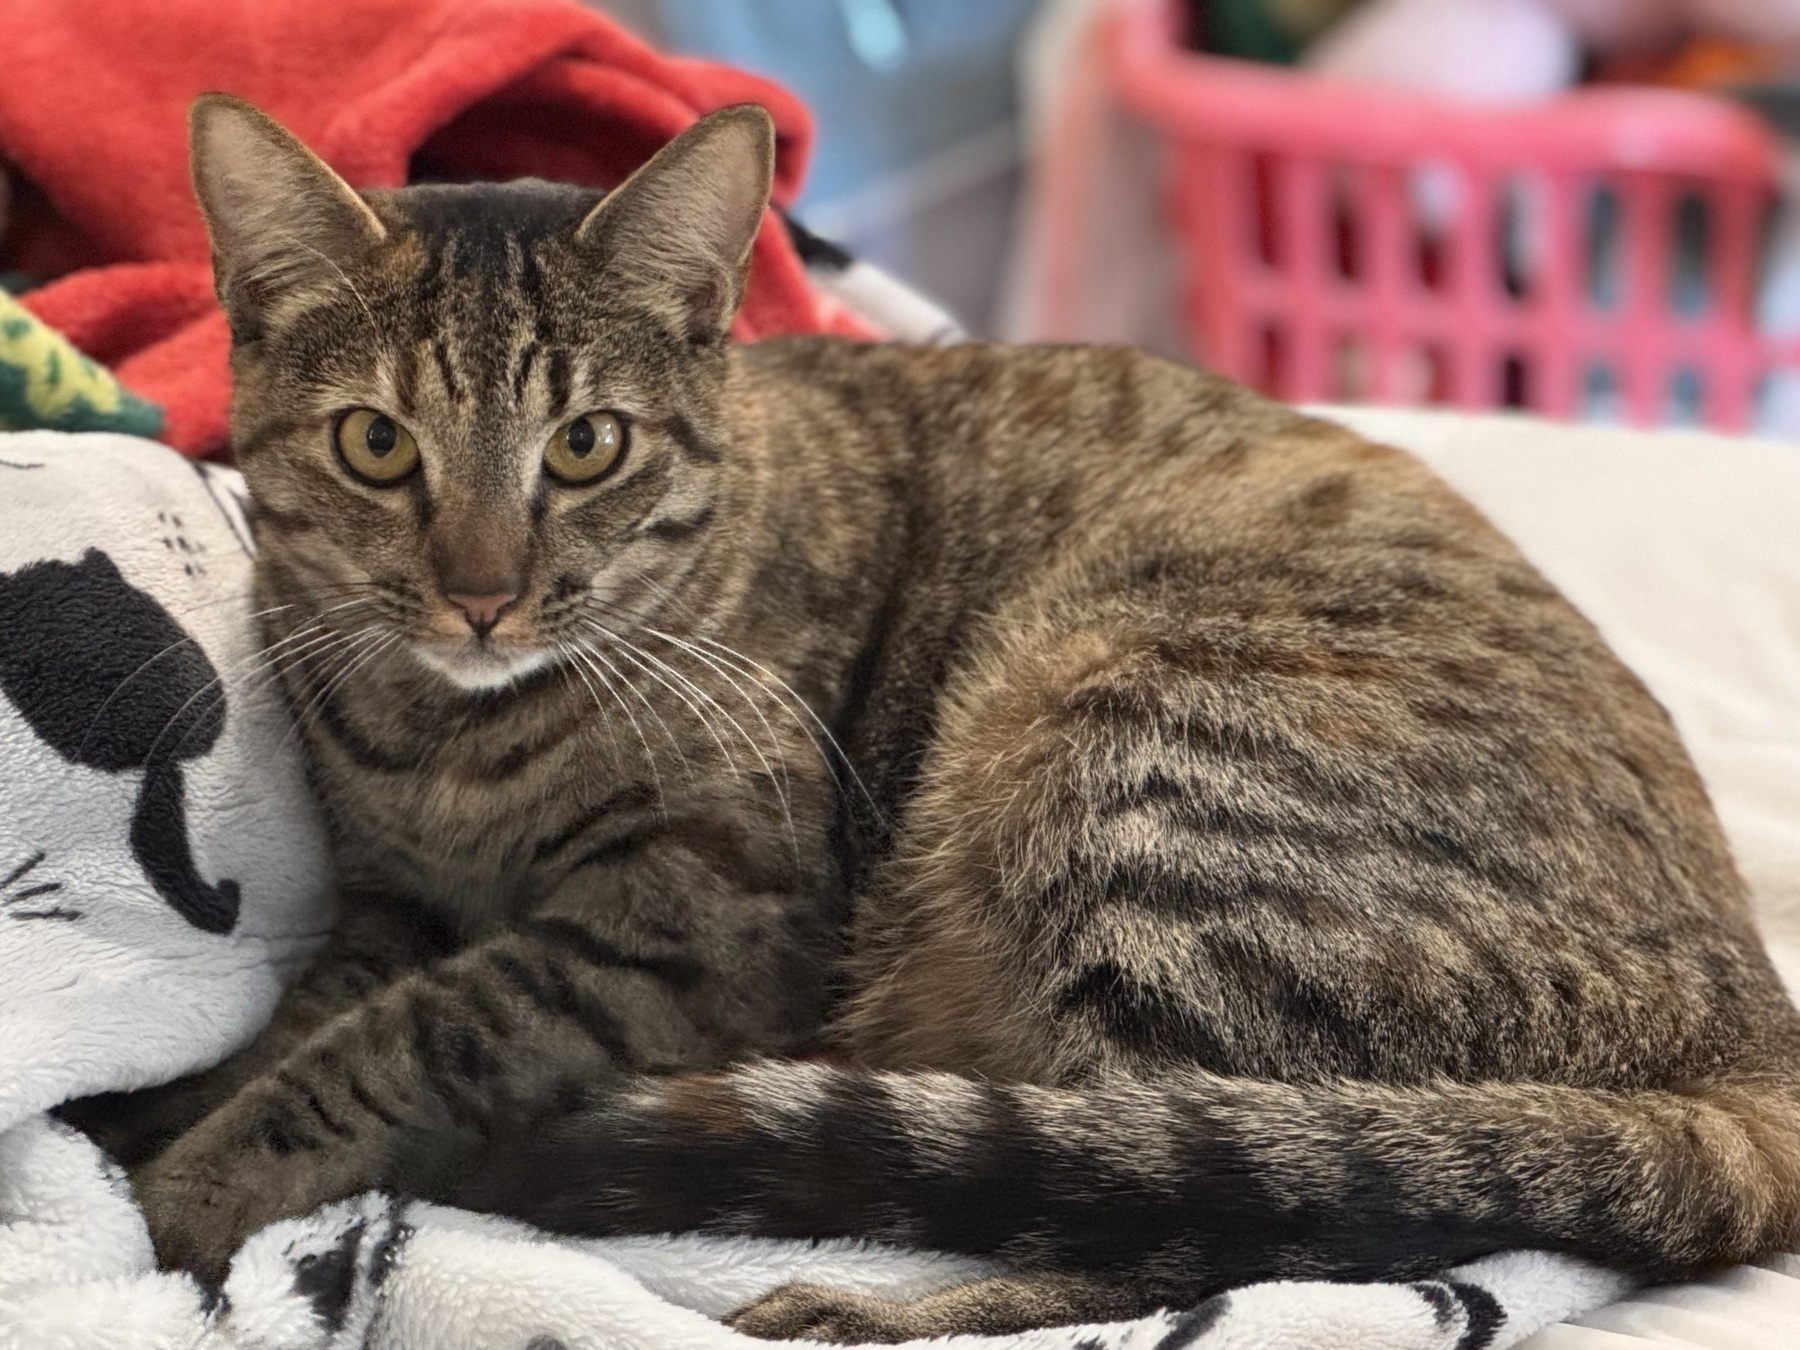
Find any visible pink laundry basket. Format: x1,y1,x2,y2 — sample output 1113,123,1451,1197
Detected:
1104,0,1793,431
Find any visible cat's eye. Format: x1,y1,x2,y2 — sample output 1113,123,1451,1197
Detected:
334,409,420,485
544,412,626,484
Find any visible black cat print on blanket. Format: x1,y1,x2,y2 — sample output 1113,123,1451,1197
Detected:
0,433,329,1131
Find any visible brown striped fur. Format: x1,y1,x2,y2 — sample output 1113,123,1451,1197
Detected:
67,96,1800,1338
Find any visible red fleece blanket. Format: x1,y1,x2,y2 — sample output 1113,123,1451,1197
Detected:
0,0,859,457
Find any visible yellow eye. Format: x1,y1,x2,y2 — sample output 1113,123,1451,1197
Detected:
334,408,420,484
544,412,625,484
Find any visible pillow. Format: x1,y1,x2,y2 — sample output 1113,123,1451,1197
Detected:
0,429,329,1134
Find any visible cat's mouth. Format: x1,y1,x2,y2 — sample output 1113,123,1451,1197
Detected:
412,635,557,692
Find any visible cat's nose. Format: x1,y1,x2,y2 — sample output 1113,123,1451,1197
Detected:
445,590,520,638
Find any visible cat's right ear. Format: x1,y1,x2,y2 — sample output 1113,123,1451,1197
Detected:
189,94,385,337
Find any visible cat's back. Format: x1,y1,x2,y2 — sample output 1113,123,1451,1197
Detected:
738,337,1495,561
733,336,1622,695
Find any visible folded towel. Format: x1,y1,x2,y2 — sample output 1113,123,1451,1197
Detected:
0,0,863,457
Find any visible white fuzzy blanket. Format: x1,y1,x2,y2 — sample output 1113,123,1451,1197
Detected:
0,1112,1631,1350
10,413,1800,1349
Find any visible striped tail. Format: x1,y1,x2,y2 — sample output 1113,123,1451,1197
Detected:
449,1060,1800,1290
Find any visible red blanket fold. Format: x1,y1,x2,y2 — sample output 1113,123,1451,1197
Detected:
0,0,860,457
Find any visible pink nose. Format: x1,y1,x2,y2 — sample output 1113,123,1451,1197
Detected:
446,590,519,636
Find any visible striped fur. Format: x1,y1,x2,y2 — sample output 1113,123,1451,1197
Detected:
77,98,1800,1338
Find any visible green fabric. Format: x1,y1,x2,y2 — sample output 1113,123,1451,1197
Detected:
0,289,163,436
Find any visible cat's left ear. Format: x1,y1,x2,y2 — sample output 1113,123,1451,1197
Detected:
575,104,775,343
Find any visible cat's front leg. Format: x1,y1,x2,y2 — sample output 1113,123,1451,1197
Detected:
61,918,417,1167
131,881,827,1284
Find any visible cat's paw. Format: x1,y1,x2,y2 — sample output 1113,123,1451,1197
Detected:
129,1144,256,1287
727,1282,924,1344
129,1090,312,1288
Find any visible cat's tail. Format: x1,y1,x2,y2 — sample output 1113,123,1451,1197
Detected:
451,1060,1800,1287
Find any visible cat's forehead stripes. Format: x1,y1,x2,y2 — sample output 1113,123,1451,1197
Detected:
430,339,463,405
392,345,420,418
394,181,599,280
378,180,605,414
544,347,573,420
511,342,539,405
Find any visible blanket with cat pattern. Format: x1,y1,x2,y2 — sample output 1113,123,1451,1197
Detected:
0,426,1652,1348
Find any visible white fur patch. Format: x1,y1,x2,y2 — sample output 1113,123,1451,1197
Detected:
411,642,557,691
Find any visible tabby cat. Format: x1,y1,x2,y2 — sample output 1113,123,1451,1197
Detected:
83,93,1800,1340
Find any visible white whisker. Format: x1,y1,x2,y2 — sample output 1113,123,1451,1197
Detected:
584,618,740,776
600,621,801,861
672,629,883,826
566,639,669,811
580,633,693,783
282,627,397,748
135,618,361,763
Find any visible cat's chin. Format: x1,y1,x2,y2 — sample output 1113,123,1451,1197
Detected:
412,642,556,693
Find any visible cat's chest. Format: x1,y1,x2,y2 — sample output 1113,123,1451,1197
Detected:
310,698,625,913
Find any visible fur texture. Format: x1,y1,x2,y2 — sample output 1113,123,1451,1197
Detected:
67,96,1800,1340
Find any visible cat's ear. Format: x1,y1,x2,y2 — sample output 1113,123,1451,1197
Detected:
574,104,775,343
189,93,386,335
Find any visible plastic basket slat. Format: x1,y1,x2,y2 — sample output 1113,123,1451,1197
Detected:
1104,0,1784,430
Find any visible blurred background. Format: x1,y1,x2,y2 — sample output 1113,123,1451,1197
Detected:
590,0,1800,437
595,0,1041,340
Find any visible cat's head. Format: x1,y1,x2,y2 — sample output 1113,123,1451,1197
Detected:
188,95,774,691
